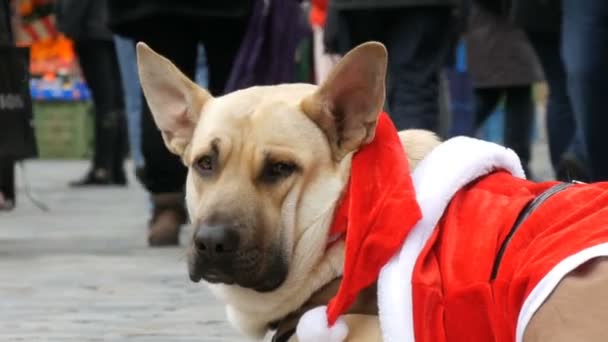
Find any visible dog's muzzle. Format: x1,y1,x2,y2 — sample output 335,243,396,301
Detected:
188,223,288,292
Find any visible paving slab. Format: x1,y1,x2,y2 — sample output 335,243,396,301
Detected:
0,161,245,341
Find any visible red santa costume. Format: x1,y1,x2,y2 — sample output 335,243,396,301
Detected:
296,113,608,342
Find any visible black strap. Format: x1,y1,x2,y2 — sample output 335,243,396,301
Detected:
490,182,573,280
272,328,296,342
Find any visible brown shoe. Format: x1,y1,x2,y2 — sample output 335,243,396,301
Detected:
148,193,187,246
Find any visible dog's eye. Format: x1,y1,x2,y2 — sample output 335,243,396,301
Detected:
261,161,298,183
195,155,214,176
271,162,296,176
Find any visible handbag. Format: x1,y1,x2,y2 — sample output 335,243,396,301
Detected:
0,45,38,160
224,0,312,93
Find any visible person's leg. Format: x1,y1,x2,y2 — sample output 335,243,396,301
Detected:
383,7,456,132
113,35,144,169
0,157,15,210
198,17,249,96
73,40,107,177
562,0,608,181
340,7,456,132
136,30,197,194
527,31,589,182
132,27,198,245
526,32,574,168
72,39,126,186
107,42,128,184
503,85,534,177
194,44,209,89
473,87,501,128
312,25,338,84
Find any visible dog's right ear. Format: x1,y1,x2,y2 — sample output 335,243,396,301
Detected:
136,42,211,157
301,41,387,161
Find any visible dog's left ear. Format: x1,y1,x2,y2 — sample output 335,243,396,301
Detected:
137,42,212,157
301,41,387,160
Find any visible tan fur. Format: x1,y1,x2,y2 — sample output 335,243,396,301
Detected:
137,41,440,340
399,130,441,170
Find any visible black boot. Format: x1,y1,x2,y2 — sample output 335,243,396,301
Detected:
0,157,15,211
69,168,114,186
111,110,128,185
70,110,127,187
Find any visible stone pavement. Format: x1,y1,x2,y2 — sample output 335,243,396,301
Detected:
0,161,245,342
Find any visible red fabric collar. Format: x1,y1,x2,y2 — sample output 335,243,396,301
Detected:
325,112,422,325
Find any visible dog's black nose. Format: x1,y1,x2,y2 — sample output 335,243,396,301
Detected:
194,225,240,259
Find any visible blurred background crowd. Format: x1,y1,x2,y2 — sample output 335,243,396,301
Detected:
1,0,607,247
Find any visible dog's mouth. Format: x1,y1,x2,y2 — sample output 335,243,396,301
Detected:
189,268,235,285
188,246,288,293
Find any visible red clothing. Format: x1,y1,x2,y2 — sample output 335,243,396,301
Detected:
309,0,328,26
297,131,608,342
413,172,608,341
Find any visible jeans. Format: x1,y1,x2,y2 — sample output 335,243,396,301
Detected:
341,7,457,133
561,0,608,181
474,86,534,176
195,44,209,89
526,31,587,172
114,35,144,168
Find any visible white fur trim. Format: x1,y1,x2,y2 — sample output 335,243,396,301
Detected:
296,306,348,342
516,242,608,342
378,136,525,342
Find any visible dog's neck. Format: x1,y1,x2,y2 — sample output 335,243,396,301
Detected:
269,277,378,341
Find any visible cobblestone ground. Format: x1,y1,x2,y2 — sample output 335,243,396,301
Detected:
0,161,245,342
0,125,553,341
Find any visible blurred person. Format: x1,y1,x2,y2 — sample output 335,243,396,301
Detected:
0,158,15,210
0,0,15,211
107,1,253,246
0,0,37,210
511,0,607,181
113,35,144,179
526,30,589,182
560,0,608,181
511,0,590,182
309,0,338,84
323,0,461,132
55,0,127,186
114,36,209,182
465,1,543,178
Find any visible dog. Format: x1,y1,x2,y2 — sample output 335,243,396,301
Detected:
137,41,608,342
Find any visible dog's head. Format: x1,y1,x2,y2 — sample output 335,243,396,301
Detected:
137,42,387,294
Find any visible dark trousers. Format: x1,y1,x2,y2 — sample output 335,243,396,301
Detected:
340,7,456,132
74,40,126,176
474,86,534,175
132,18,248,194
0,157,15,202
561,0,608,181
526,31,586,172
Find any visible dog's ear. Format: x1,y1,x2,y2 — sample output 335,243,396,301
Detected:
136,42,211,157
301,41,387,160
